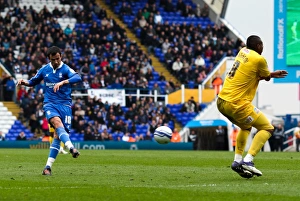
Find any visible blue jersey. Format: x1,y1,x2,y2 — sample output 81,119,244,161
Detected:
28,62,81,106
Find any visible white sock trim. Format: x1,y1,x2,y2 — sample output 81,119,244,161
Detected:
46,157,55,168
243,154,254,162
65,141,73,150
234,154,243,162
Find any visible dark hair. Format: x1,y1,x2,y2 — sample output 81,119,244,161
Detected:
246,35,262,50
46,46,61,58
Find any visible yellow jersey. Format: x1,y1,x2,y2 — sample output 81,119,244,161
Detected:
218,47,270,102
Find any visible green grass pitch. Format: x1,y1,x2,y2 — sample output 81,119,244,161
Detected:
1,149,300,201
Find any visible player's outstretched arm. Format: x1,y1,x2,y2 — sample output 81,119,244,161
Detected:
53,74,81,92
270,70,288,78
259,70,288,81
16,79,30,86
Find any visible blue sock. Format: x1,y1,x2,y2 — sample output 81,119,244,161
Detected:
56,127,70,144
56,127,73,150
49,138,60,159
45,138,60,168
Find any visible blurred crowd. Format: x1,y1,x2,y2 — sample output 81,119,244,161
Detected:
0,0,244,141
110,0,245,86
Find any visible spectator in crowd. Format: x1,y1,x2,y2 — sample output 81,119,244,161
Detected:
139,15,147,28
4,76,16,101
171,128,181,143
201,3,210,18
194,4,201,17
230,126,239,151
272,124,284,151
181,100,195,113
215,125,226,150
164,0,174,12
154,11,163,24
172,57,183,76
164,81,174,94
152,82,162,95
84,126,96,141
16,131,27,141
161,39,171,54
64,24,73,36
0,131,5,141
29,113,41,134
211,73,223,95
140,130,153,141
194,55,205,68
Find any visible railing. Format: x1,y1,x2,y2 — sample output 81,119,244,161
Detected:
283,127,297,152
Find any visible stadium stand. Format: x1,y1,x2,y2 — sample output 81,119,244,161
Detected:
0,0,265,142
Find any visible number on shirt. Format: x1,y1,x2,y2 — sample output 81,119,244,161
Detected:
227,61,240,78
65,116,71,124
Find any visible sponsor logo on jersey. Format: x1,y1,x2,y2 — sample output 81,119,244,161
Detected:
245,116,254,124
254,107,260,114
45,82,56,88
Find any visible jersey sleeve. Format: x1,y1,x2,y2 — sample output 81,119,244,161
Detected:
65,65,82,84
66,66,77,78
258,57,271,78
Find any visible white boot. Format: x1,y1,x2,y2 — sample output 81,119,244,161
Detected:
59,146,68,154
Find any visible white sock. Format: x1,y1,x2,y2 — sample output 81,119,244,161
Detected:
46,157,55,168
64,141,73,150
243,154,254,162
234,154,243,162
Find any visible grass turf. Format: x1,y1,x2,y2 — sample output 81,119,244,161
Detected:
0,149,300,201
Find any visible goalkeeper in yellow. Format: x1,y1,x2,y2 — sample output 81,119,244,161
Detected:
48,124,68,154
217,35,288,178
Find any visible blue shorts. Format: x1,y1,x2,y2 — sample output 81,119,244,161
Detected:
43,103,72,133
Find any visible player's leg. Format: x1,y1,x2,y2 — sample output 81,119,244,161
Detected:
234,129,251,162
42,136,61,175
217,98,253,178
42,123,60,175
50,117,79,157
51,104,79,158
49,123,68,154
241,112,274,176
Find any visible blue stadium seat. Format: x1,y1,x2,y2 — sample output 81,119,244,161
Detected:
15,120,21,125
188,81,195,89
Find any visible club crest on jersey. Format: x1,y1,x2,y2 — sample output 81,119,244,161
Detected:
245,116,254,124
59,73,62,78
47,110,51,115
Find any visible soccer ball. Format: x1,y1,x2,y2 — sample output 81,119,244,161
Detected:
154,126,172,144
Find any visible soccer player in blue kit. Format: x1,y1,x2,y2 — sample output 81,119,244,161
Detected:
17,46,82,175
